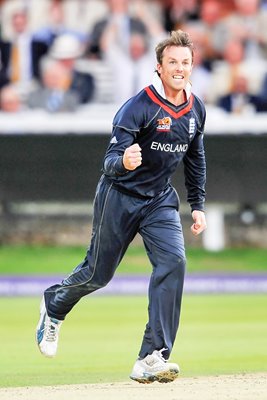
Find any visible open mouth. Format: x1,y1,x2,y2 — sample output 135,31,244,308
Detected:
173,75,184,80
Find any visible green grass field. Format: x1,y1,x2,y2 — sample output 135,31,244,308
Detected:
0,245,267,275
0,245,266,388
0,294,266,388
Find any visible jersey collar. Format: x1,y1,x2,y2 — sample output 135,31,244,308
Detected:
152,71,192,102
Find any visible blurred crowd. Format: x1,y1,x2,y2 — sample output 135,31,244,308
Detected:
1,0,267,114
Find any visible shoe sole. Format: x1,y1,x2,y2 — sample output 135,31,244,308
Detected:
130,369,179,384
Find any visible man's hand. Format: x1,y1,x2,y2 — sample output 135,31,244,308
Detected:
191,210,207,236
123,144,142,170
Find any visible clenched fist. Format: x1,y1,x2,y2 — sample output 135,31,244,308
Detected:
191,210,207,236
123,144,142,171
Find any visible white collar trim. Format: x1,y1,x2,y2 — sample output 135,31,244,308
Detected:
152,72,192,102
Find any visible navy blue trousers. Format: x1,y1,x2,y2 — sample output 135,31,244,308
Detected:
44,175,186,359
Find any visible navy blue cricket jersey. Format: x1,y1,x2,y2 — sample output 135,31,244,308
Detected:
103,73,206,212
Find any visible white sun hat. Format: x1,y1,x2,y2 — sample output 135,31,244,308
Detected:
50,33,83,60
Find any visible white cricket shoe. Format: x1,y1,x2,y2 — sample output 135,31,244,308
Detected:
36,297,62,358
130,349,179,384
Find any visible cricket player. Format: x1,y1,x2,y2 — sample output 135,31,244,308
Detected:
36,30,207,384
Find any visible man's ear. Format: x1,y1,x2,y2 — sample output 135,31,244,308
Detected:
156,63,162,75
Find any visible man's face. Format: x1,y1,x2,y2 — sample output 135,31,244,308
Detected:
12,12,28,34
157,46,193,93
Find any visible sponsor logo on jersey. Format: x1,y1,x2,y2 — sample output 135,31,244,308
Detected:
110,136,118,144
151,141,188,153
156,116,172,132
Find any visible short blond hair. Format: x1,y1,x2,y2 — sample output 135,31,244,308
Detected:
155,30,194,64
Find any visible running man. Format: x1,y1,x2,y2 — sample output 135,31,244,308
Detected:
36,30,207,384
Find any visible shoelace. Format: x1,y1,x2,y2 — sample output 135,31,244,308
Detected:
145,348,168,366
155,348,168,363
44,320,59,342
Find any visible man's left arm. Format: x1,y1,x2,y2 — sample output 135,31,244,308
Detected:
183,112,207,235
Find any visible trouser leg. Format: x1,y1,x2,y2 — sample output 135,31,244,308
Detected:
138,196,186,360
44,178,140,320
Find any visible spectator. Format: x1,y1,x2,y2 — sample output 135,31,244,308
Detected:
197,0,225,69
256,72,267,111
27,57,79,112
62,0,108,40
180,22,212,101
0,5,49,90
49,33,95,104
0,1,2,38
214,0,267,59
33,0,87,47
207,38,267,104
217,74,261,113
99,0,166,104
161,0,200,32
0,84,22,112
86,0,147,59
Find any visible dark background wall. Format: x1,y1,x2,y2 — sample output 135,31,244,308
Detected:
0,133,266,206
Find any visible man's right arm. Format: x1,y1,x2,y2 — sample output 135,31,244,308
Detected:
102,96,145,176
103,126,140,177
